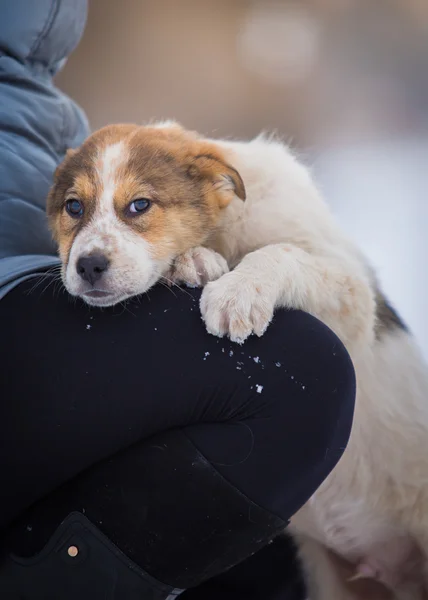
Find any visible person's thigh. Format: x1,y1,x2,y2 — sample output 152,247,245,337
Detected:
0,276,355,529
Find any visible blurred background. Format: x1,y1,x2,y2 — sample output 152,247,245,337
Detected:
57,0,428,359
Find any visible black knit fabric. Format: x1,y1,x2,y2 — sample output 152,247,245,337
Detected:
0,278,355,598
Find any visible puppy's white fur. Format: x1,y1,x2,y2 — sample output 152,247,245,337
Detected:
57,120,428,597
171,130,428,599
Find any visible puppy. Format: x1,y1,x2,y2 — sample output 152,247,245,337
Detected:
47,121,428,599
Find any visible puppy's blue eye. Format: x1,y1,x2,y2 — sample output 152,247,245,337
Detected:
66,199,84,218
129,198,151,214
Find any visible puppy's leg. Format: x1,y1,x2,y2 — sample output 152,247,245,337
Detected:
353,536,426,600
200,243,375,348
164,247,229,288
297,536,393,600
297,536,357,600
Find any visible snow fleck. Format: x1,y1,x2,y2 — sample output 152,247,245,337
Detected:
86,324,91,330
275,362,281,368
154,327,158,331
253,356,260,364
229,350,234,357
205,352,210,357
256,384,264,394
164,309,169,313
222,348,225,353
26,525,32,532
89,316,93,320
302,385,306,390
290,375,294,380
236,366,242,370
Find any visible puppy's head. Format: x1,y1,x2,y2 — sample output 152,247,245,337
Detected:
47,122,245,306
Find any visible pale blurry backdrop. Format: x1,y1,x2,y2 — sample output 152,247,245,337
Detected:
57,0,428,358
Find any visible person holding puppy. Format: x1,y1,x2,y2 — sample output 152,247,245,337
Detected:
0,2,355,599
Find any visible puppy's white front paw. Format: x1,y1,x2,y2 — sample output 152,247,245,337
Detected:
166,247,229,288
200,272,275,344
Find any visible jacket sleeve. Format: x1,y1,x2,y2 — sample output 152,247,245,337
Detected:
0,0,89,294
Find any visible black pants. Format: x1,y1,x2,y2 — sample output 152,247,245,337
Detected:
0,278,355,599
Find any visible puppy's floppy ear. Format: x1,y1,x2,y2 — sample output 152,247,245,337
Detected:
52,146,79,181
187,153,246,208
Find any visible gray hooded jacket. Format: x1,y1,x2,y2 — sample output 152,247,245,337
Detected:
0,0,89,298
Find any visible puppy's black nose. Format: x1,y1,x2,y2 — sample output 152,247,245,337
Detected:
77,254,109,285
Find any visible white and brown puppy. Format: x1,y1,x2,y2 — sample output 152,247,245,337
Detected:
47,122,428,600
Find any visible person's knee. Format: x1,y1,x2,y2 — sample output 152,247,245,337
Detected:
278,308,355,435
257,309,356,515
268,307,356,410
